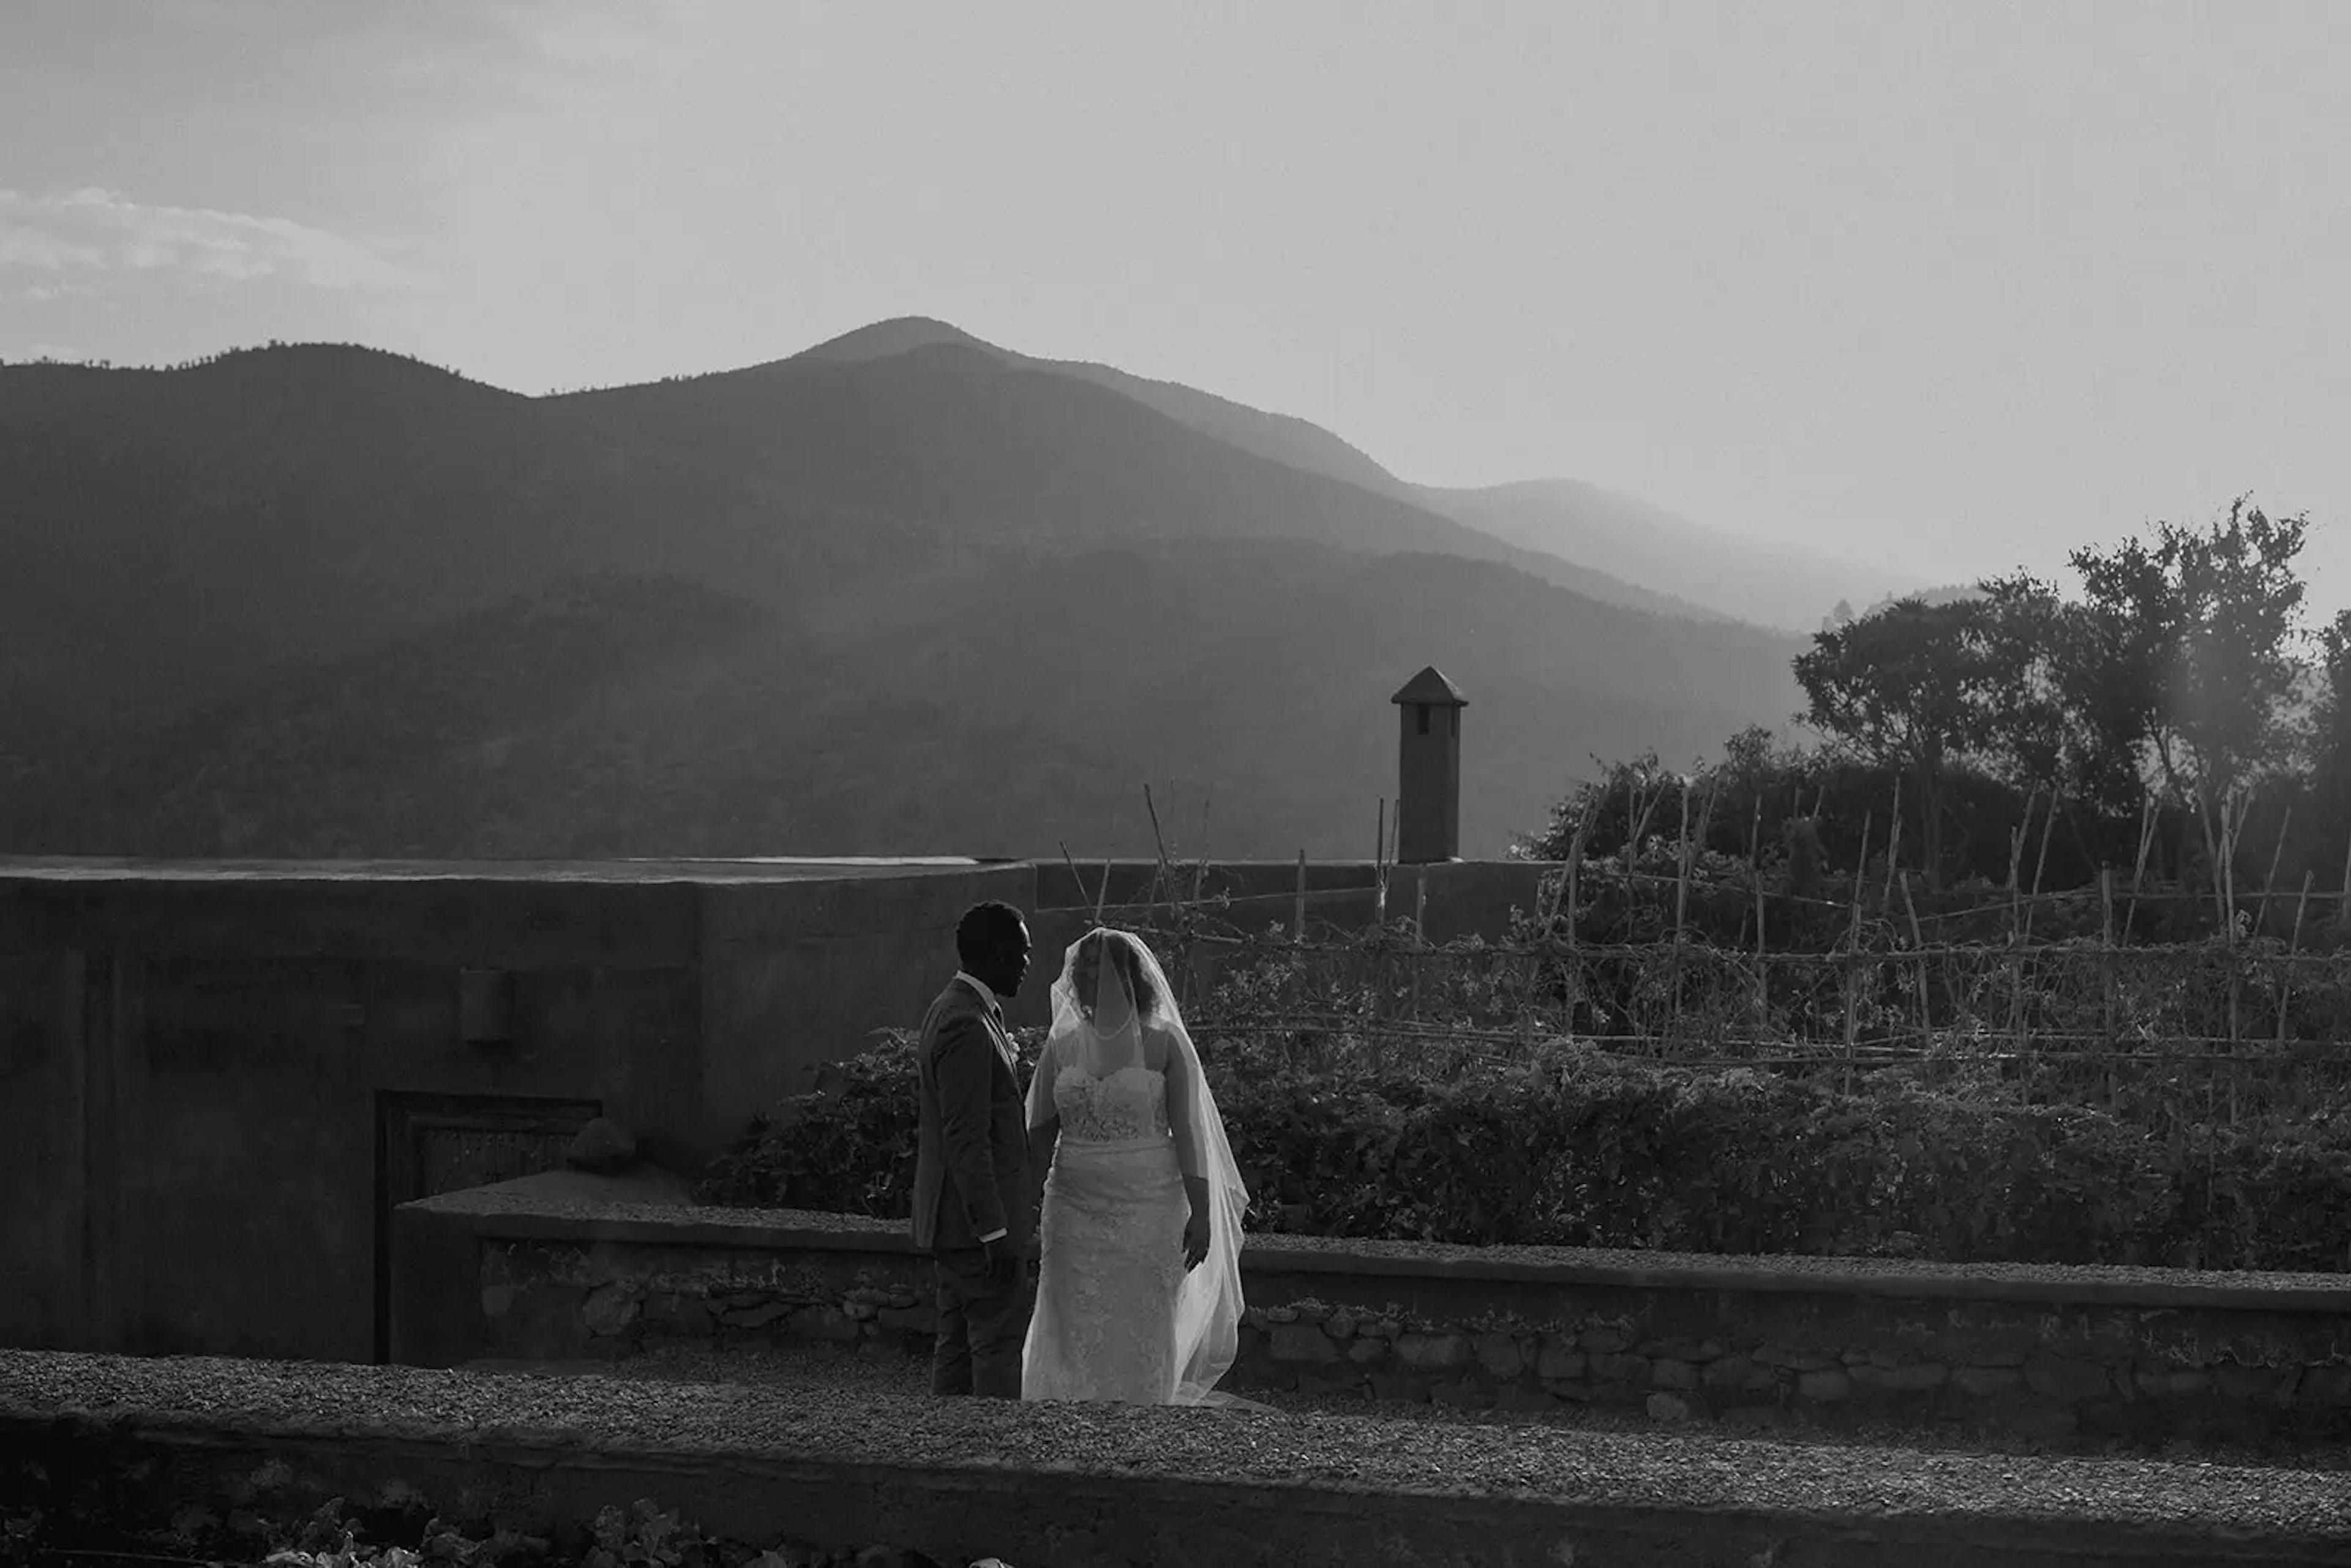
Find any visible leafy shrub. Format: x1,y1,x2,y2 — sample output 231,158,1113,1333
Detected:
696,1028,2351,1274
697,1027,1046,1215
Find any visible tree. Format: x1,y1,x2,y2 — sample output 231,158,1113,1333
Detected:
1791,596,1992,888
2065,500,2309,811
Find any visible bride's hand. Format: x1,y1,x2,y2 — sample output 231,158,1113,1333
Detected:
1182,1208,1210,1271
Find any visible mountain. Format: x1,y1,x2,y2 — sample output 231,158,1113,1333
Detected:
0,326,1812,860
786,320,1920,632
788,319,1748,628
1416,480,1926,636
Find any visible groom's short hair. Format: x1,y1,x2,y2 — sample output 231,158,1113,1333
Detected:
956,900,1026,966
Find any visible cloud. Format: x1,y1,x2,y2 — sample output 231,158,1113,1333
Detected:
0,187,410,291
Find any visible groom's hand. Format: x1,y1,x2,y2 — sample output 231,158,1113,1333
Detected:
981,1236,1024,1292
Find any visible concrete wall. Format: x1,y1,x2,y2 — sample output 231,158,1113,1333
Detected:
0,857,1029,1365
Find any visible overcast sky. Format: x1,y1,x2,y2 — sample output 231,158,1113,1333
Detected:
5,0,2347,603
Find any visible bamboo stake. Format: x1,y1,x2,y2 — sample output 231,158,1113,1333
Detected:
1143,784,1175,925
2123,791,2158,943
1193,787,1213,906
2023,793,2058,933
2336,832,2351,938
1900,871,1931,1043
2258,803,2292,940
1842,810,1872,1091
1671,777,1694,1041
2279,868,2314,1049
1883,772,1902,906
2006,791,2035,1067
1057,841,1095,923
1292,849,1309,941
1751,798,1769,1026
1374,798,1388,926
1565,827,1584,1037
2099,868,2117,1106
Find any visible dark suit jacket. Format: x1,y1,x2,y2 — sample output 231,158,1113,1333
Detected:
911,978,1035,1255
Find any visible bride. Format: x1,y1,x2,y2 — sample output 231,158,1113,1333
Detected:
1020,927,1252,1406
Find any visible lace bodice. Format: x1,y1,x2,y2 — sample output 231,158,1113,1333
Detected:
1052,1063,1171,1144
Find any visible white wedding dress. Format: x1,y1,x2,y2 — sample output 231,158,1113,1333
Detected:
1019,930,1253,1407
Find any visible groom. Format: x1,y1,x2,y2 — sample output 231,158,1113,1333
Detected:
911,899,1038,1397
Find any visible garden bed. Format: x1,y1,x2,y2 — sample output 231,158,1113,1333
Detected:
696,1030,2351,1275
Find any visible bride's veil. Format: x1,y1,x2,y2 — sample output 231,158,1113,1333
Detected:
1030,926,1254,1408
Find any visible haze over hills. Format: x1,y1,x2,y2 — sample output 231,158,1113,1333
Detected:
0,320,1832,860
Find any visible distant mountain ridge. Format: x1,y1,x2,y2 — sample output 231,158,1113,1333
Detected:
0,320,1822,860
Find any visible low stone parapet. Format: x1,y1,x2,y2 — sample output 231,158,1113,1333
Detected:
392,1180,2351,1451
7,1349,2351,1567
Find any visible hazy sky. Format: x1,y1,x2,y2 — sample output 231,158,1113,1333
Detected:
5,0,2347,602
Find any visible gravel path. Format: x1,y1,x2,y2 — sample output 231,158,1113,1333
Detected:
593,1342,2351,1475
6,1348,2350,1545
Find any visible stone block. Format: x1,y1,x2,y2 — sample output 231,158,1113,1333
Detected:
1651,1358,1698,1390
1474,1332,1524,1378
1324,1311,1357,1340
1542,1378,1594,1403
479,1283,515,1319
1589,1352,1648,1383
1271,1323,1341,1365
723,1302,792,1330
2132,1368,2210,1400
1346,1337,1390,1365
2213,1362,2279,1401
1851,1361,1948,1394
640,1295,713,1337
876,1306,936,1335
1395,1332,1471,1372
1495,1384,1559,1412
581,1283,640,1337
1701,1356,1752,1390
1645,1392,1693,1422
2301,1365,2351,1405
2024,1354,2114,1405
1796,1369,1851,1403
1953,1367,2023,1398
1535,1341,1586,1381
1579,1328,1629,1354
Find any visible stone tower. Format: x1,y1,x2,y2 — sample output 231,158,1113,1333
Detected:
1390,666,1467,864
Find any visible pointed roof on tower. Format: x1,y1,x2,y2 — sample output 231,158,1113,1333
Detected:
1390,665,1468,707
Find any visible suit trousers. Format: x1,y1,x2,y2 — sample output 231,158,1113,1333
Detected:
931,1245,1037,1398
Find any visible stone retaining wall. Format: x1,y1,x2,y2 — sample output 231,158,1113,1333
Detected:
394,1182,2351,1450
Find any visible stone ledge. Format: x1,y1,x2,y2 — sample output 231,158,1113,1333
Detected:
5,1351,2350,1566
407,1185,2351,1311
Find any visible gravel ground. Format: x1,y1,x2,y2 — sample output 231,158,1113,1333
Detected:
596,1342,2351,1475
6,1348,2350,1544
